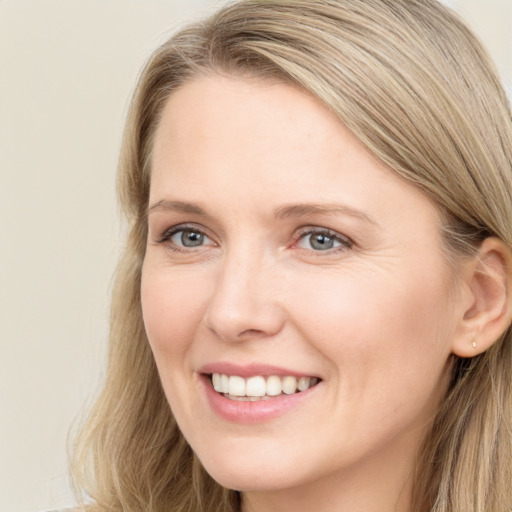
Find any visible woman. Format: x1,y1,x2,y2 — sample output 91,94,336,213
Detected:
72,1,512,511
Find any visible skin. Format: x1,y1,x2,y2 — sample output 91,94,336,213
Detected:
141,75,475,512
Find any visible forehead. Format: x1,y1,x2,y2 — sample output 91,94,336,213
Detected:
152,74,344,165
152,75,385,184
150,74,440,229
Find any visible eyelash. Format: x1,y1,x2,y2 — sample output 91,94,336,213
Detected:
293,227,353,254
156,223,213,252
156,224,353,254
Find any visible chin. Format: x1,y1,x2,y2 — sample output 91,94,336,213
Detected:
194,442,314,492
204,464,297,492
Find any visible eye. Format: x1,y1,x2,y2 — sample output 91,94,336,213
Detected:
296,228,352,252
158,225,214,250
171,229,209,248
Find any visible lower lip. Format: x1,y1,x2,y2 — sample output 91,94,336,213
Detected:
199,374,320,424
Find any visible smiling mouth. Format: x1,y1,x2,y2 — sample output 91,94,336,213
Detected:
209,373,320,401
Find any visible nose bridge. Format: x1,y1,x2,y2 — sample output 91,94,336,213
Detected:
203,243,284,342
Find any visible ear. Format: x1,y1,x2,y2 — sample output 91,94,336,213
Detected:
451,237,512,358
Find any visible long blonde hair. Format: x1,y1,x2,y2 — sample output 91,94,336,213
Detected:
71,1,512,511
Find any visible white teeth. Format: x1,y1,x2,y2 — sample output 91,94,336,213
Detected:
228,376,246,397
212,373,221,392
297,376,311,391
266,375,282,396
246,376,266,396
282,376,297,395
228,395,265,402
220,374,229,393
210,373,319,398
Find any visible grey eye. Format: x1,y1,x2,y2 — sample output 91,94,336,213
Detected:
298,231,346,251
171,229,209,248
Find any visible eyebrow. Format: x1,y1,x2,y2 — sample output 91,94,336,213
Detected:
147,200,209,217
147,199,377,226
274,203,378,225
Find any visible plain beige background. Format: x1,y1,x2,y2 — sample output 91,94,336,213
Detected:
0,1,510,511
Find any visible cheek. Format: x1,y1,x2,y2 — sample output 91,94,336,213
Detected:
140,264,212,429
286,264,454,392
140,264,208,361
284,267,454,458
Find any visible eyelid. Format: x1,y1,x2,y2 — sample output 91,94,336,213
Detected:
156,223,214,245
293,226,353,251
152,222,352,254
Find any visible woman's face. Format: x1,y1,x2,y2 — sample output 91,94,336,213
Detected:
142,75,465,498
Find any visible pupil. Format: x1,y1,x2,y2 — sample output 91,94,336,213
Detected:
311,233,333,250
182,230,203,247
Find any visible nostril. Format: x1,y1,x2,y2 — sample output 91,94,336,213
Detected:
236,328,268,339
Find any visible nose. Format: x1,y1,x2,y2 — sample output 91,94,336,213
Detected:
202,250,286,343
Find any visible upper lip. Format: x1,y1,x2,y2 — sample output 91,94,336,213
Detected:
198,362,320,379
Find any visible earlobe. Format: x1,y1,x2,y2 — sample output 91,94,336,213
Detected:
451,237,512,358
